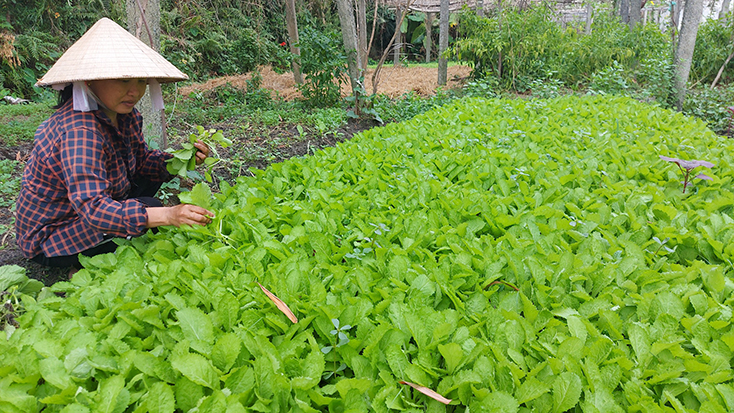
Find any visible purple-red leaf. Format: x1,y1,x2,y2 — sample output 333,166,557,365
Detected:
659,155,715,170
258,283,298,323
399,381,452,405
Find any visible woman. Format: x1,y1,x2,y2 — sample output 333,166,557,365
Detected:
15,18,214,271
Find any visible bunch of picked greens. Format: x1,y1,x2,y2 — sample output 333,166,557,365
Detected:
166,126,232,182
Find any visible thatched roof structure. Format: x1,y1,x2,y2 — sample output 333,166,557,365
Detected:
383,0,480,13
382,0,593,14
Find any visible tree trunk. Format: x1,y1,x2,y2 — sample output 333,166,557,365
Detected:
720,0,732,18
585,2,593,34
629,0,642,28
425,12,434,63
438,0,449,85
356,0,368,71
619,0,630,23
285,0,303,84
477,0,484,17
126,0,166,149
335,0,363,96
394,6,402,66
674,0,705,110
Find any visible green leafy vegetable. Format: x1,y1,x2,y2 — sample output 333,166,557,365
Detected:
3,95,734,411
166,125,232,182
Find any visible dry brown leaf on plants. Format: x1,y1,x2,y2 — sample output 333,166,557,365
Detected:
258,282,298,323
399,381,452,405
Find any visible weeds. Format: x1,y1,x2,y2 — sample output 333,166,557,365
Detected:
0,101,54,145
0,159,22,208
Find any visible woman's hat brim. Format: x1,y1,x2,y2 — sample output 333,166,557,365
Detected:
36,17,188,87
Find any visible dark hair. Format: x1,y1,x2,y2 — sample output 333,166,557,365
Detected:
55,84,73,109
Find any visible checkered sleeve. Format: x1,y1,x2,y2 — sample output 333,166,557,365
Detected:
60,128,148,237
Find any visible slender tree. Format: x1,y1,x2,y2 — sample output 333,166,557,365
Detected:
126,0,166,149
584,2,593,34
619,0,630,23
371,0,413,93
394,6,403,66
674,0,705,110
285,0,303,84
437,0,449,85
335,0,363,96
356,0,369,71
629,0,642,28
425,12,434,63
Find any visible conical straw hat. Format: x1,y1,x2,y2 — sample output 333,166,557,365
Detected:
36,17,188,87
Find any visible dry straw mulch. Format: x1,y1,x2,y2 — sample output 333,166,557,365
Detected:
178,64,472,100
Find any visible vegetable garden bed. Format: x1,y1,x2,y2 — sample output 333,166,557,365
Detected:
2,95,734,412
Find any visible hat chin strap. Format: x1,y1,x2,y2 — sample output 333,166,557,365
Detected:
73,81,99,112
149,79,165,111
72,80,165,112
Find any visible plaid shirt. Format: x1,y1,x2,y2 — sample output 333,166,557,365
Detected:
16,99,172,258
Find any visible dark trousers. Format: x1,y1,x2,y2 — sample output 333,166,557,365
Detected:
31,179,164,268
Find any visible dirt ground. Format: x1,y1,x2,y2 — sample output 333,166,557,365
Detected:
179,65,472,99
0,65,471,285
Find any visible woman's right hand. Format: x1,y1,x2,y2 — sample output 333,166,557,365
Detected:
166,204,214,227
146,204,214,228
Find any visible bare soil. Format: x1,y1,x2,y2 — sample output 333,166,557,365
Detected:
0,65,471,286
179,65,472,100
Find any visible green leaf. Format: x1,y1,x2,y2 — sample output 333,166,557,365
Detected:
39,357,73,390
651,204,677,222
472,391,519,413
567,315,587,343
144,382,175,413
212,333,241,373
175,376,205,412
178,183,212,210
553,372,582,413
516,377,550,405
177,307,215,346
215,291,240,332
438,343,464,375
171,352,220,389
94,375,130,413
335,378,372,398
0,265,26,291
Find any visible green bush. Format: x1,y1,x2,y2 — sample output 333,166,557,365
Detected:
297,26,347,108
690,16,734,86
635,55,676,108
452,7,669,91
587,60,631,95
452,6,563,89
682,84,734,135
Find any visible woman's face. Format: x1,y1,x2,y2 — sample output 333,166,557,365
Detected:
87,79,147,115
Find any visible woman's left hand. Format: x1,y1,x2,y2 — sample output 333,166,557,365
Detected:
194,140,210,165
